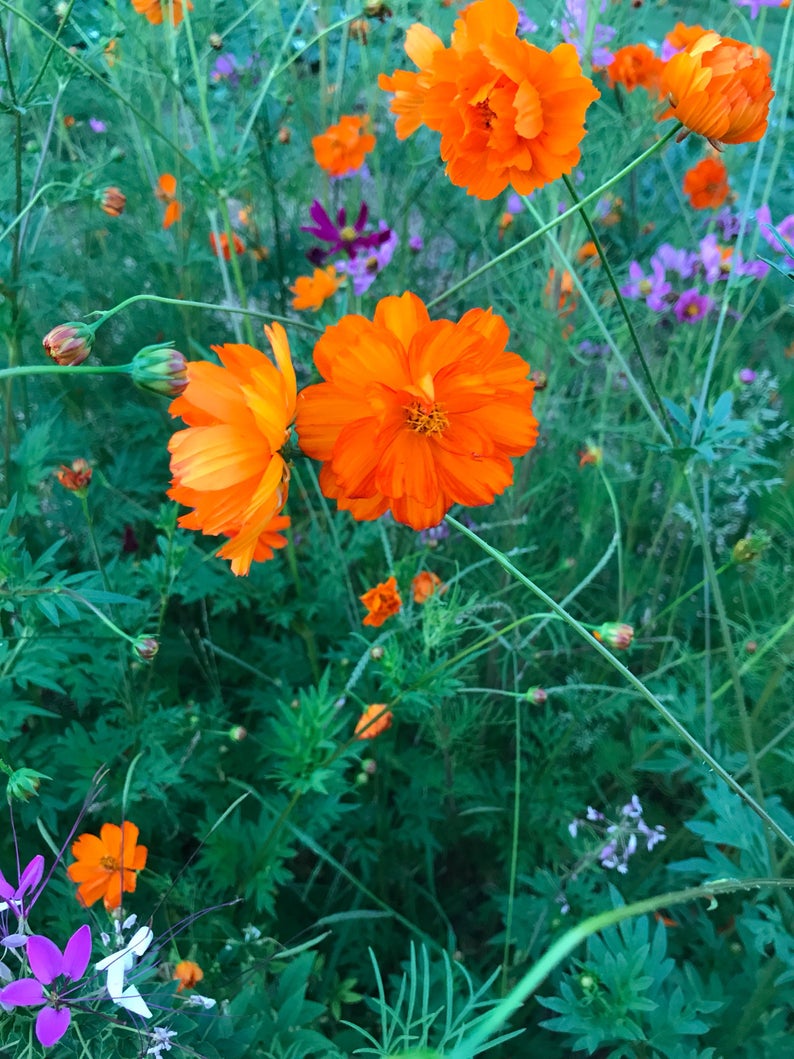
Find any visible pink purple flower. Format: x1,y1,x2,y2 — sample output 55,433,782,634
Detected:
515,6,538,34
336,224,398,295
302,200,390,264
88,118,106,133
653,243,697,280
734,0,788,17
756,204,794,268
674,288,713,323
621,259,672,310
0,855,44,920
561,0,615,67
0,924,91,1046
738,368,757,384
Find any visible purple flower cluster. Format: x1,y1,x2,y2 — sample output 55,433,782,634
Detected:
515,6,538,35
210,52,260,88
302,199,398,291
560,0,615,68
756,204,794,270
568,794,666,875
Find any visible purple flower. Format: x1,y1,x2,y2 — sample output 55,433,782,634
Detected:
698,233,731,283
653,243,697,280
734,0,788,17
674,288,713,323
515,6,538,35
409,234,424,253
88,118,106,133
637,819,666,852
756,204,794,268
506,192,524,214
561,0,615,67
621,260,671,311
336,224,398,295
302,200,390,264
0,925,91,1047
621,794,643,820
0,855,44,919
210,52,260,89
716,209,742,241
738,368,757,384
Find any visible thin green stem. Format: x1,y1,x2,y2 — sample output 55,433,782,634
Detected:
445,515,794,855
78,496,111,594
0,365,131,381
90,293,322,333
428,122,681,309
597,466,624,616
712,610,794,702
501,693,521,994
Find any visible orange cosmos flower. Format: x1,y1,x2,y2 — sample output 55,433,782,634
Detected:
290,265,341,311
131,0,193,27
682,156,730,209
55,458,92,494
295,292,538,529
412,570,443,603
355,704,393,739
360,576,402,627
660,32,773,146
312,114,376,177
174,960,204,991
66,821,147,910
605,44,663,95
157,173,182,229
168,324,295,576
662,23,709,60
378,0,600,199
210,231,245,259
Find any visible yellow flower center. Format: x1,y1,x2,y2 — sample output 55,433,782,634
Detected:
100,855,120,871
405,400,448,436
340,225,357,242
685,302,700,317
639,279,652,295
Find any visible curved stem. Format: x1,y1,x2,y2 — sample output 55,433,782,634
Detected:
90,293,322,334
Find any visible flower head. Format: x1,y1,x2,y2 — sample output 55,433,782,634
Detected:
295,292,539,529
290,265,341,311
312,114,376,177
0,855,44,918
173,959,203,992
131,345,189,397
301,200,389,263
412,570,443,603
43,322,94,366
156,174,181,230
100,186,126,217
673,288,713,323
66,822,147,909
96,924,153,1018
682,156,730,209
620,260,671,311
355,704,393,740
660,31,774,146
335,225,398,295
360,577,402,627
131,0,193,27
605,44,663,94
210,231,245,259
593,622,634,649
378,0,600,199
168,324,295,575
55,458,92,495
756,204,794,269
0,925,91,1046
661,23,709,63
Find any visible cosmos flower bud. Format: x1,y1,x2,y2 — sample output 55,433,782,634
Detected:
132,636,159,662
131,345,189,398
100,187,126,217
55,458,93,495
526,687,547,705
228,725,247,742
6,766,49,802
732,531,769,563
43,322,94,366
594,623,635,650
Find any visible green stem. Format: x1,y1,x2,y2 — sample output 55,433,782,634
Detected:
597,465,624,617
89,293,321,333
428,123,681,309
449,877,794,1059
712,610,794,702
502,693,521,994
0,365,131,381
562,173,674,440
79,496,111,594
445,515,794,855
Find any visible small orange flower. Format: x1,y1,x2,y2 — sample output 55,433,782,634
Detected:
55,458,92,494
378,0,600,199
104,39,119,66
360,576,402,627
578,444,603,468
295,291,538,529
682,156,730,209
157,173,182,229
312,114,376,177
100,186,126,217
412,570,443,603
66,821,147,910
290,265,341,311
497,212,514,240
174,960,204,991
355,704,393,739
168,324,296,576
63,115,75,128
605,44,663,95
210,231,245,259
660,32,774,146
576,240,599,264
663,23,709,59
131,0,193,27
545,269,576,317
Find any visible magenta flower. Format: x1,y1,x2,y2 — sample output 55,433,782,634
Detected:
674,288,713,323
738,368,757,384
302,200,390,264
336,224,398,295
621,260,671,311
0,855,44,918
0,925,91,1047
756,204,794,268
653,243,697,280
698,233,731,283
88,118,106,133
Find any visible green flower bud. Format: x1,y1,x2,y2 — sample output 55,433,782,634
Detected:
43,322,95,366
131,344,189,398
132,635,159,662
7,767,50,802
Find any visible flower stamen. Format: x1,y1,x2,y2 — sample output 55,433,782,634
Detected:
405,400,448,436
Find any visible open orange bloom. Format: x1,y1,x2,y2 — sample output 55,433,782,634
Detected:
56,458,92,493
660,31,773,146
296,292,538,529
210,231,245,259
355,704,393,740
378,0,600,199
157,173,181,230
312,115,376,177
682,156,730,209
360,576,402,627
168,324,295,576
605,44,663,96
662,23,709,60
131,0,193,26
66,822,147,910
412,570,443,603
174,960,204,991
291,265,341,311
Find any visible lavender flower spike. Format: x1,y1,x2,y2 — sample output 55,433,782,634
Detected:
0,924,91,1046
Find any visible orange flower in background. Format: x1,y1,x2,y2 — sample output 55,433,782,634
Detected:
682,156,730,209
157,173,181,229
66,821,147,909
100,187,126,217
312,114,376,177
55,458,92,494
355,704,393,740
662,23,709,59
360,576,402,627
660,32,773,146
412,570,443,603
545,269,576,318
605,44,663,95
131,0,193,27
296,292,538,529
378,0,600,199
174,960,204,991
168,324,296,576
210,231,245,259
291,265,341,311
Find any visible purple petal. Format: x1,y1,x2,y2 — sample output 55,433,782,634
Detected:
354,202,368,231
27,935,63,985
0,870,14,900
36,1004,71,1047
0,978,46,1006
18,855,44,896
2,933,29,948
62,924,91,982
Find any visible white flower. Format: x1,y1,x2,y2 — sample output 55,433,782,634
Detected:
186,992,217,1009
146,1027,177,1055
95,925,154,1018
